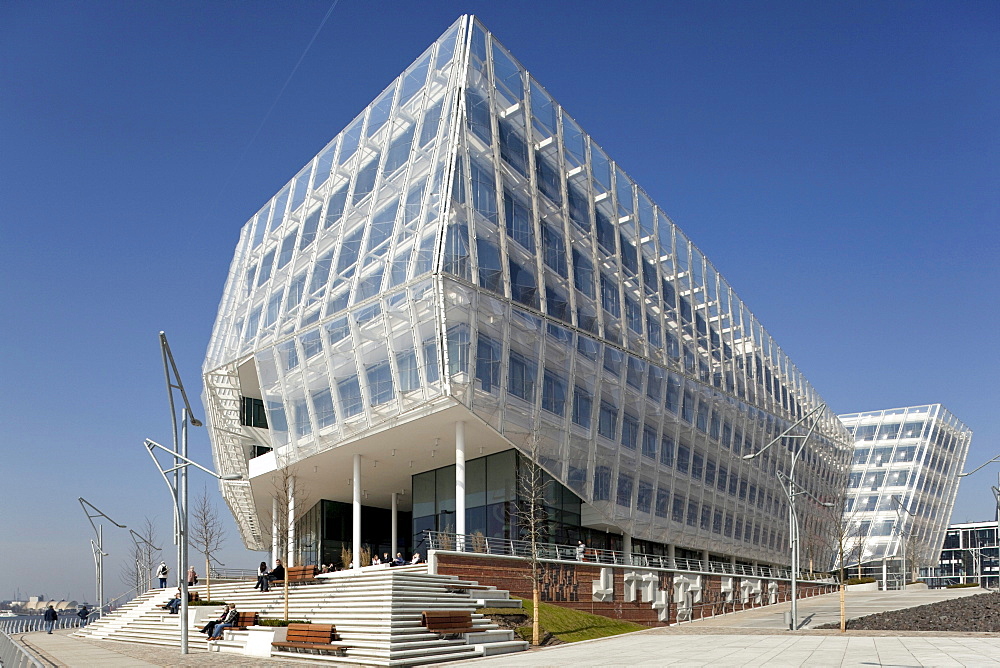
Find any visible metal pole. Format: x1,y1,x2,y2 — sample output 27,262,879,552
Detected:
788,477,797,630
98,525,103,618
179,410,189,654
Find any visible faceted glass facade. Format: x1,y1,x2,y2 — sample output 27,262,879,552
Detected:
838,405,972,570
204,16,853,567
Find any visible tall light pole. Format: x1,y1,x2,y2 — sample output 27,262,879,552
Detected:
742,403,827,631
78,498,126,618
958,454,1000,589
144,438,241,654
128,529,161,594
146,332,241,655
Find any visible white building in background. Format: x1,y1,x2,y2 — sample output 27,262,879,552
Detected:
202,15,853,571
838,404,972,588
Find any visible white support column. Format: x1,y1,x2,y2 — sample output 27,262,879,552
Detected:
287,475,296,567
623,533,632,565
667,544,676,569
455,421,466,541
353,454,361,569
391,492,398,557
701,549,710,570
271,497,279,565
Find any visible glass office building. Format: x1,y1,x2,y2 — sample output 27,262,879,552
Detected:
203,16,852,569
837,405,972,586
921,520,999,589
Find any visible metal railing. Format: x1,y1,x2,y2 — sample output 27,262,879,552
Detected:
0,628,46,668
207,567,257,580
424,531,794,579
0,615,86,635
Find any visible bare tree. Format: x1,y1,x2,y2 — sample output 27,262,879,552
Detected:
120,518,160,595
516,438,549,646
190,486,227,601
814,491,870,633
270,466,309,620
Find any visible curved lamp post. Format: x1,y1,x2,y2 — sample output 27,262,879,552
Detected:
145,332,241,655
742,403,829,630
144,437,241,654
78,498,126,618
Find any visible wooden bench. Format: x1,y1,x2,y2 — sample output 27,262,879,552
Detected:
269,565,319,586
271,623,343,655
422,610,475,635
233,611,259,630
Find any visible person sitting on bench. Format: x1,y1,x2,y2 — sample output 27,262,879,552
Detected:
200,605,231,636
208,604,239,640
265,558,284,588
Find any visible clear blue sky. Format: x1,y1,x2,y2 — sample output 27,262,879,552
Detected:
1,1,997,603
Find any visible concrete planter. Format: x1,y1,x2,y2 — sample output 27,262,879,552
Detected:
846,581,879,592
244,625,285,657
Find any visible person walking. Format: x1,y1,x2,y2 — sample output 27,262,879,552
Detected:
155,561,169,588
187,566,198,586
43,605,58,634
576,540,586,561
77,605,90,627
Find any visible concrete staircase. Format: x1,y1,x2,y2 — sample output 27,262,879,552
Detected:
74,565,527,666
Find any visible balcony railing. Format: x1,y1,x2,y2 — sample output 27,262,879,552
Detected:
423,531,794,580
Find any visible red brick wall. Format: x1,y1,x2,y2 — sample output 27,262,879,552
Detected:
434,552,836,627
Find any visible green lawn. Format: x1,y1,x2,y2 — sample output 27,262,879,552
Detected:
481,597,647,644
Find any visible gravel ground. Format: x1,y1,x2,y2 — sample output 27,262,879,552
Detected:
815,591,1000,632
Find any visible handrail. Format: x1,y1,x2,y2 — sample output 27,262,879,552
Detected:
208,567,257,580
0,628,47,668
423,531,795,580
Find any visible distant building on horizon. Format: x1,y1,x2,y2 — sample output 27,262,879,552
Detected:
837,404,972,589
203,15,853,573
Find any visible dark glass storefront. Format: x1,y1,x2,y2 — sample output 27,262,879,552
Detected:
298,499,412,567
411,449,583,552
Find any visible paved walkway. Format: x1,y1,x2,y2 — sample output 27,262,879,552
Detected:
446,632,1000,667
13,628,300,667
446,588,1000,667
684,586,985,630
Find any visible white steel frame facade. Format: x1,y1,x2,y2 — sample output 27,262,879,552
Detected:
837,404,972,581
203,16,852,567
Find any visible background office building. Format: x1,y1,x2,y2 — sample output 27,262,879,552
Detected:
203,16,853,571
921,519,999,589
837,405,972,588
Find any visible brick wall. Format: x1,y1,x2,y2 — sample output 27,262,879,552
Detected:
434,551,836,626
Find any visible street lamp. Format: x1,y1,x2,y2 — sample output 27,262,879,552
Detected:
958,453,1000,478
144,437,241,654
742,403,827,631
128,529,161,594
891,495,916,588
78,498,126,618
145,331,241,655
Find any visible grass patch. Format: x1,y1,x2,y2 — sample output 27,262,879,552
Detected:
484,596,646,644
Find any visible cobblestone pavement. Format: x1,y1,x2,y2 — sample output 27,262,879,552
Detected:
17,629,322,667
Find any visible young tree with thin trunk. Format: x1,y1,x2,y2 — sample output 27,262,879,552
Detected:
516,439,549,646
189,486,227,601
120,518,160,594
271,466,309,620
